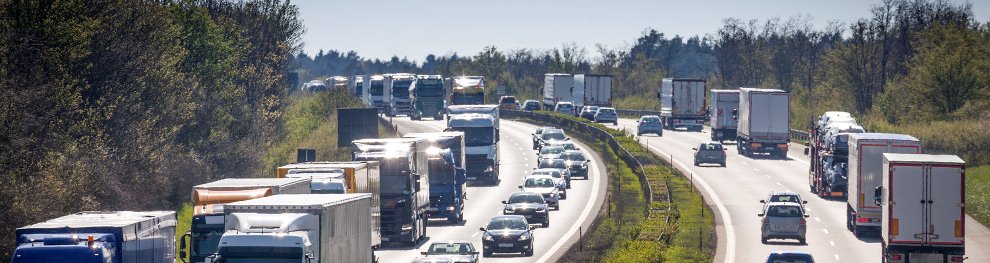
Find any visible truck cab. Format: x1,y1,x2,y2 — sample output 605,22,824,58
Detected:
364,75,386,110
445,110,499,185
404,132,468,224
353,138,431,246
384,73,417,117
410,75,446,120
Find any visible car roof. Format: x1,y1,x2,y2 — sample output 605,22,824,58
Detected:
510,191,542,197
767,251,814,257
491,215,526,221
562,150,583,154
429,240,473,245
525,175,556,181
766,202,802,207
538,158,566,163
532,168,562,173
769,191,800,196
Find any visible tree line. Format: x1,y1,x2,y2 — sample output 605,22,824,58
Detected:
0,0,303,257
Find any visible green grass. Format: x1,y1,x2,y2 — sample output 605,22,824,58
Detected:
968,165,990,227
261,89,362,176
175,202,193,262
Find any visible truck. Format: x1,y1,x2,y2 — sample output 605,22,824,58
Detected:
276,161,383,249
657,78,707,131
353,138,431,246
875,153,966,263
364,74,386,110
180,178,311,263
404,132,467,223
543,73,574,109
846,133,921,238
409,75,446,120
208,194,374,263
326,76,348,90
709,89,740,143
445,105,500,184
350,75,366,97
449,76,486,105
573,74,612,107
736,87,790,158
13,211,176,263
806,112,865,199
383,73,417,117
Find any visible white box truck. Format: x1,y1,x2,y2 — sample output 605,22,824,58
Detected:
543,73,574,109
709,89,740,143
875,153,965,263
209,194,374,263
658,78,707,131
846,133,921,238
574,74,612,107
737,88,790,157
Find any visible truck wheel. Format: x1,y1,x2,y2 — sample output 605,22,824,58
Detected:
846,206,854,231
798,238,806,244
483,250,491,257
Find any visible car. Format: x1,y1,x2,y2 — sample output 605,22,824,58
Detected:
547,140,579,151
593,107,618,125
764,251,815,263
529,168,569,197
531,127,555,149
693,142,726,167
412,256,454,263
519,176,561,210
537,146,565,164
636,115,664,136
579,106,600,120
479,215,537,257
535,129,568,150
502,192,551,227
758,202,809,244
554,101,575,115
825,161,847,197
419,241,480,263
560,150,590,179
522,100,542,111
536,159,572,190
760,191,808,212
499,96,518,110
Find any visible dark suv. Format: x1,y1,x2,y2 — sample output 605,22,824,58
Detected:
560,150,590,179
502,192,550,227
580,106,599,120
693,142,726,167
479,215,536,257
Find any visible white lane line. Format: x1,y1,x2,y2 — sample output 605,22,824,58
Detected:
536,139,604,263
776,182,783,187
752,168,760,172
815,217,821,222
764,174,770,178
829,240,835,247
834,254,840,261
472,232,480,237
822,228,829,234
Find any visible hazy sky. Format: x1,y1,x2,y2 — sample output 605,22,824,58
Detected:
295,0,987,61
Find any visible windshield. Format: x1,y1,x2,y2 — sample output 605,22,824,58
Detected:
486,218,528,230
585,106,599,112
428,166,455,185
370,81,384,95
194,232,223,257
11,246,109,263
769,194,800,204
426,242,474,254
381,175,411,195
415,80,444,97
700,143,723,150
540,160,566,169
449,127,494,147
541,132,565,141
392,81,412,96
219,246,302,263
599,108,615,114
532,170,561,179
524,178,556,188
501,97,516,104
766,205,803,217
562,152,586,161
508,194,544,203
641,117,660,123
540,147,564,155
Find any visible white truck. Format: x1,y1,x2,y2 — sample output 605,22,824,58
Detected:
445,105,500,185
736,88,790,158
383,73,417,117
350,75,366,97
543,73,574,109
573,74,612,107
208,194,374,263
846,133,921,238
364,75,386,110
709,89,740,143
874,153,966,263
658,78,707,131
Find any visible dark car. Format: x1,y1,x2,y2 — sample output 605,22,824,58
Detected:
419,241,479,263
560,150,590,179
535,129,568,151
502,192,550,227
531,127,556,150
480,215,537,257
764,251,815,263
580,106,600,120
522,100,542,111
693,142,726,167
537,159,571,191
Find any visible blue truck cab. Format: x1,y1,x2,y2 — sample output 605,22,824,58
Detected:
404,132,467,223
12,211,176,263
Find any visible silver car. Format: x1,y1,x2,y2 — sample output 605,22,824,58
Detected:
759,202,808,244
636,115,664,136
594,107,618,125
537,146,565,165
419,241,479,263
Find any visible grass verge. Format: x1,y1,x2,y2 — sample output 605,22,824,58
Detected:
175,202,193,262
968,165,990,227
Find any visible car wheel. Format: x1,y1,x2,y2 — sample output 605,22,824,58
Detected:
720,162,726,167
543,218,550,228
483,250,491,257
694,161,699,166
761,237,768,244
525,247,534,256
799,238,806,244
554,203,560,210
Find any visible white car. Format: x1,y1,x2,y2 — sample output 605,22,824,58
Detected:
554,102,575,115
519,175,561,210
594,107,618,125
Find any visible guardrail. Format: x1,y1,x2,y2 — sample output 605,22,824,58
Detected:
790,129,810,142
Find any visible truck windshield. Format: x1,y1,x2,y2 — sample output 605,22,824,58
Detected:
219,246,303,263
429,166,455,185
415,81,444,97
381,175,411,195
449,127,494,147
194,232,223,258
392,81,412,96
370,81,384,96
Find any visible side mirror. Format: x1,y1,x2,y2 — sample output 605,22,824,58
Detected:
473,251,480,255
874,186,883,206
501,200,508,204
805,214,811,218
421,252,428,255
479,227,486,231
692,148,698,150
179,232,189,262
757,213,765,217
565,138,570,140
804,148,810,156
586,160,591,163
803,201,808,204
518,185,523,189
759,200,766,203
530,226,538,230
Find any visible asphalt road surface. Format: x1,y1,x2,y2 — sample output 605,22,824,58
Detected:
375,117,608,263
611,117,990,263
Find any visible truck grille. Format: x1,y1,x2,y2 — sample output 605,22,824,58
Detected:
465,154,488,176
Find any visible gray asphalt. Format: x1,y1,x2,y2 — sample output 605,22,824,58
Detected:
612,117,990,263
375,117,608,263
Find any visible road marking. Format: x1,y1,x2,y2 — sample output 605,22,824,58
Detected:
829,240,835,247
472,232,480,237
776,182,783,187
764,174,770,178
752,168,760,172
815,217,821,222
834,254,840,261
822,228,829,234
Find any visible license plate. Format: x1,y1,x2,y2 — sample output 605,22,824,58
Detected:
772,225,796,232
524,215,533,218
382,237,390,241
498,243,514,248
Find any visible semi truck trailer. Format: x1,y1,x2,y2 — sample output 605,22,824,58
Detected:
543,73,575,110
13,211,176,263
736,88,791,158
658,78,707,131
573,74,613,107
847,133,921,238
709,89,739,143
208,194,374,263
404,132,467,223
876,153,965,263
353,138,431,246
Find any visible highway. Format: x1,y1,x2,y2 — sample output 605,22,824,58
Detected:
611,117,990,262
375,117,608,263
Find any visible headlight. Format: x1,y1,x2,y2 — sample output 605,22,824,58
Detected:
518,234,531,241
549,193,556,197
504,208,514,214
447,205,456,211
536,206,547,212
483,233,494,241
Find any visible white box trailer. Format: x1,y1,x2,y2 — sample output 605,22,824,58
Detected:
846,133,921,237
543,73,574,108
659,78,707,131
737,88,790,157
574,74,612,107
217,194,374,263
709,89,740,143
877,153,965,263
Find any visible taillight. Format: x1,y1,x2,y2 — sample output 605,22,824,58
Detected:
950,255,965,262
890,254,903,260
799,218,806,225
762,217,768,225
857,217,871,223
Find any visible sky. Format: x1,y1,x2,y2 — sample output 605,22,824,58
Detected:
295,0,988,62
